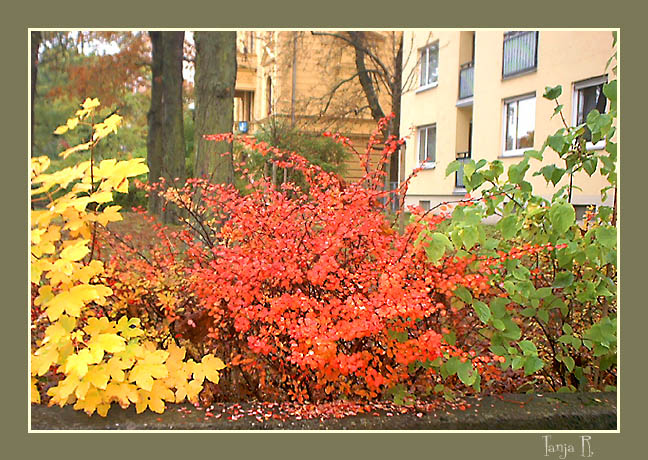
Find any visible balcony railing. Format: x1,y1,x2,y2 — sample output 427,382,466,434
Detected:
455,152,471,189
458,62,474,100
502,31,538,78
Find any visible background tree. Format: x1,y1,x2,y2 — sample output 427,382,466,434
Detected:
146,31,186,223
192,31,237,183
311,31,421,182
31,31,42,154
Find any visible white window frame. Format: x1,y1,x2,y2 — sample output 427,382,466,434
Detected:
572,75,608,151
418,42,439,91
418,124,437,168
502,93,536,157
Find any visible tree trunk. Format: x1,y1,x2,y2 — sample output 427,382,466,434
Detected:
161,31,186,223
31,31,42,155
146,31,164,216
348,32,386,126
193,31,237,184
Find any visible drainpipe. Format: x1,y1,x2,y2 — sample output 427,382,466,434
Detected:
291,32,298,126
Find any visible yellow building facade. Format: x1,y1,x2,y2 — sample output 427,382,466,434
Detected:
233,31,396,181
399,30,615,214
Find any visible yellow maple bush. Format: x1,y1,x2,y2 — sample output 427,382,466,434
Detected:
30,99,226,416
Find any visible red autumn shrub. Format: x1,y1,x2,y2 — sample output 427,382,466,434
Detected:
102,119,503,403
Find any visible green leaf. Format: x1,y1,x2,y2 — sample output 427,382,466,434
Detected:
490,344,507,356
595,226,617,249
457,361,477,386
553,271,574,288
460,226,479,250
511,356,525,370
549,202,575,234
524,149,543,161
518,340,538,356
551,104,564,118
501,318,521,340
543,85,562,100
524,356,545,375
520,307,536,317
582,158,597,176
425,232,453,263
454,285,473,304
443,330,456,346
547,133,568,154
497,215,519,239
603,80,617,104
492,318,505,331
490,298,508,319
472,300,491,324
445,160,461,177
537,309,549,323
562,355,575,372
508,159,530,184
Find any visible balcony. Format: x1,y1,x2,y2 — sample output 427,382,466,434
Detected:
458,62,474,102
502,31,538,79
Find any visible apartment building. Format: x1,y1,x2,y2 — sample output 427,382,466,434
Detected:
232,31,396,181
399,30,615,216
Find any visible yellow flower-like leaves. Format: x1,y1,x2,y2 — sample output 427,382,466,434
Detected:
31,99,227,418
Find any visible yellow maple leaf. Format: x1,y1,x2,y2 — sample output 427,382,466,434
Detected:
92,114,122,142
66,117,79,130
135,380,175,414
192,354,226,384
95,205,123,226
115,316,145,339
43,321,71,345
74,97,101,120
60,240,90,262
128,350,169,391
84,316,115,336
90,190,113,204
34,285,53,308
73,387,111,416
47,374,81,406
74,260,104,284
105,356,133,383
175,378,203,404
31,377,41,404
53,124,69,135
89,333,127,356
64,348,98,378
105,381,139,408
31,343,59,376
59,141,92,160
83,364,111,390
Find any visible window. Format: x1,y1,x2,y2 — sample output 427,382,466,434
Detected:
418,125,436,166
502,31,538,78
419,43,439,88
419,200,431,211
266,76,273,115
503,94,535,156
573,76,608,149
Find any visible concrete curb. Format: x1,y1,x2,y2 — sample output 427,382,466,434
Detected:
30,392,617,431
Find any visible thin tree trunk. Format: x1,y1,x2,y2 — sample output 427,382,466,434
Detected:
193,31,237,184
160,31,186,224
31,31,42,155
146,31,164,216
